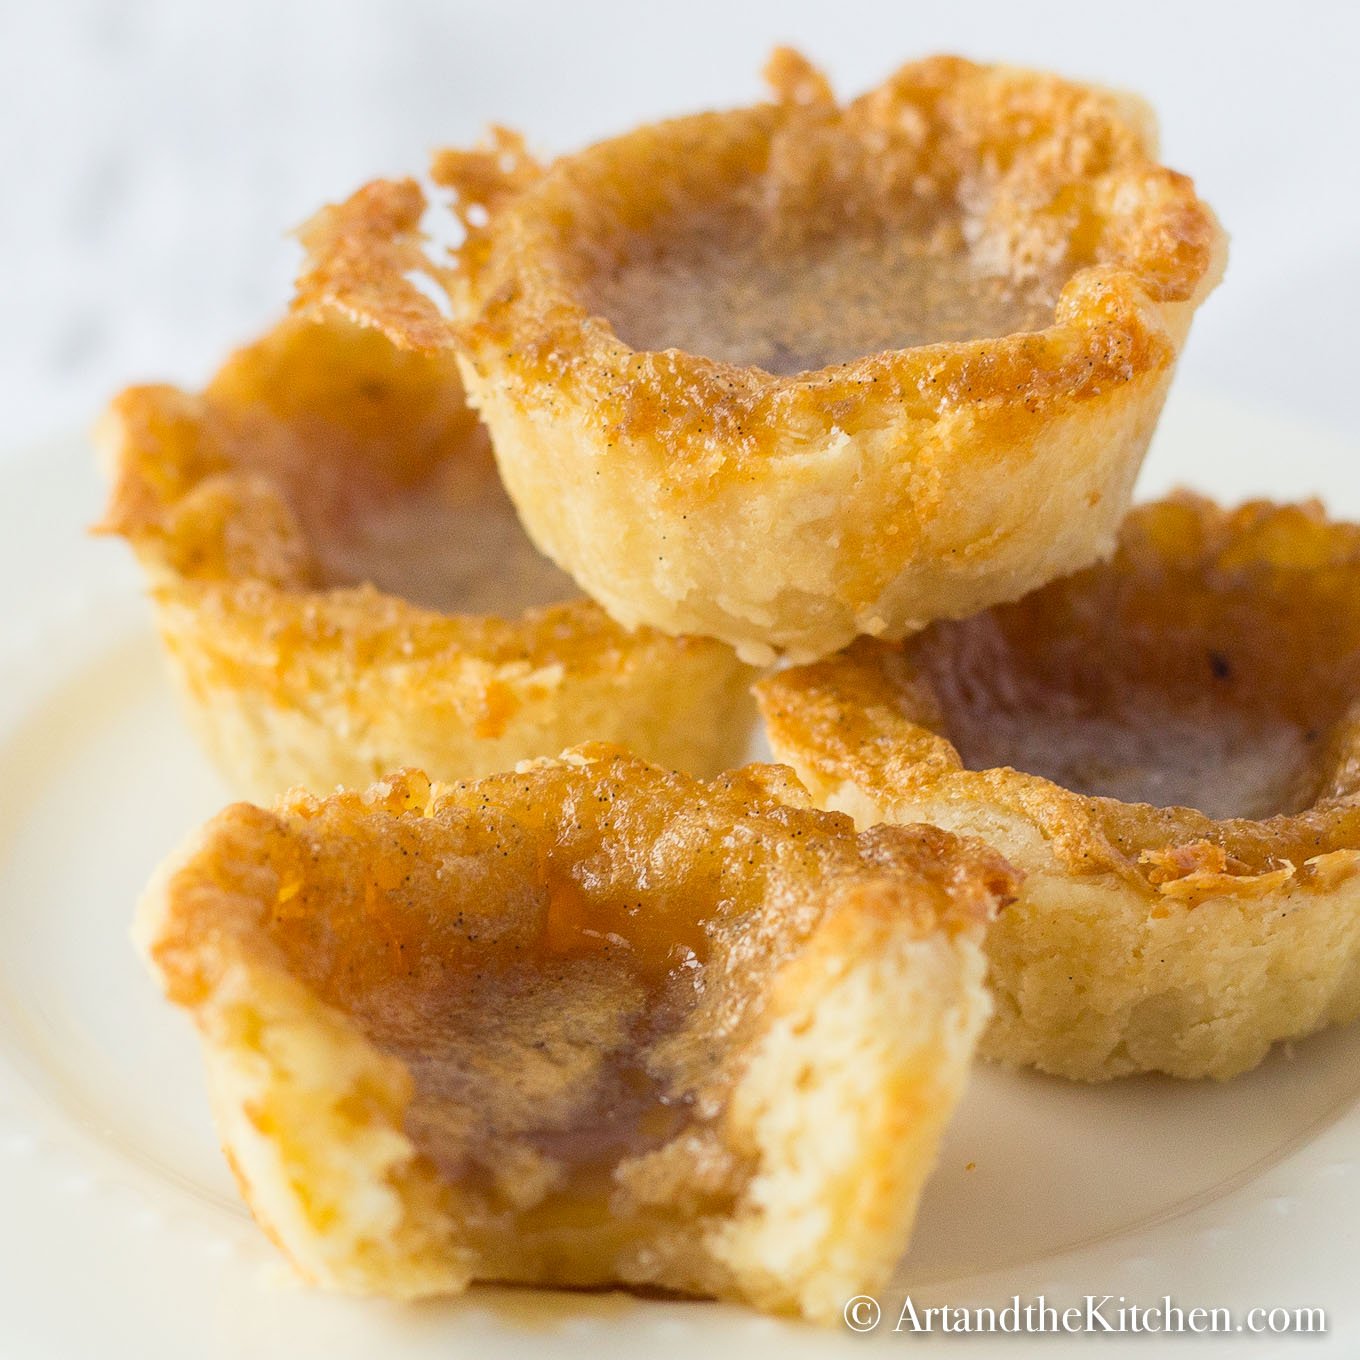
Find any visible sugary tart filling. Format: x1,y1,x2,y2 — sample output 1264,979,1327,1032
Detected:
209,760,939,1251
228,792,744,1246
215,320,577,615
304,435,577,617
581,209,1066,376
302,901,721,1238
914,561,1347,821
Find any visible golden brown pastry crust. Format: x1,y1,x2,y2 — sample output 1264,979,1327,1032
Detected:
98,314,754,798
321,52,1223,661
757,497,1360,1079
294,176,457,356
136,746,1015,1320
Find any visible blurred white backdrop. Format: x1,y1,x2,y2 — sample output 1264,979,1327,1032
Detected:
5,0,1359,453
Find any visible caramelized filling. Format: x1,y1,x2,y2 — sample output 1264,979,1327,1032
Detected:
274,862,717,1221
583,214,1062,375
938,683,1317,821
915,563,1352,821
212,757,972,1249
356,961,693,1193
306,435,578,616
250,785,765,1233
211,317,578,615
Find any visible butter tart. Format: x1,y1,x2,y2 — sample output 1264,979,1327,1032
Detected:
135,745,1015,1320
364,50,1224,663
98,314,754,798
757,497,1360,1080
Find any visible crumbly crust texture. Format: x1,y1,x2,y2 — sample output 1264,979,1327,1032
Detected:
310,52,1224,661
137,746,1015,1320
98,313,754,797
758,497,1360,1079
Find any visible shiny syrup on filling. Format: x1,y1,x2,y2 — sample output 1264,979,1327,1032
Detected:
916,600,1333,822
309,431,578,616
584,213,1062,374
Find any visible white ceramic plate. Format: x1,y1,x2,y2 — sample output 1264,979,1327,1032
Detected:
2,389,1359,1359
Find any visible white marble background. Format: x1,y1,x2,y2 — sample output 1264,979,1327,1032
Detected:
5,0,1359,454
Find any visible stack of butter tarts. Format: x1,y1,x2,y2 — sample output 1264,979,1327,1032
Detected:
102,52,1360,1324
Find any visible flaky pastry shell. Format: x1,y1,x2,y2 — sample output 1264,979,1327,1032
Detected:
758,497,1360,1080
98,314,753,798
321,52,1223,662
136,745,1015,1321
